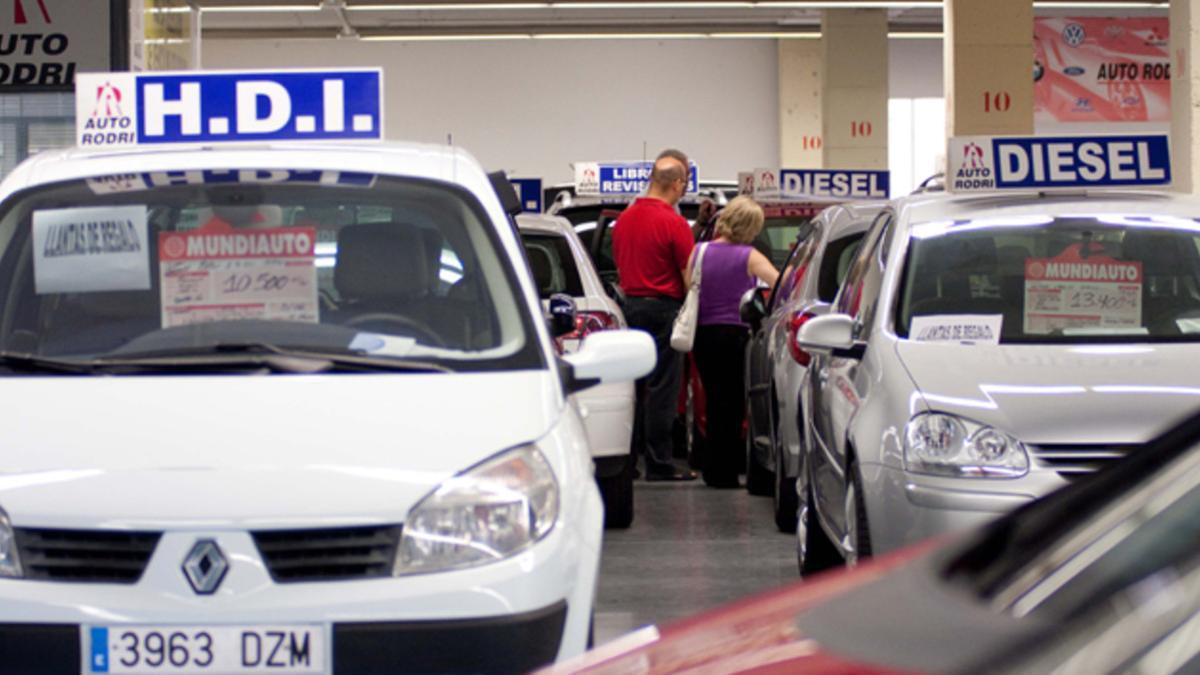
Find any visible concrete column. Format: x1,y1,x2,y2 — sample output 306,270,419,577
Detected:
821,10,888,169
778,39,822,168
1171,0,1200,194
944,0,1033,137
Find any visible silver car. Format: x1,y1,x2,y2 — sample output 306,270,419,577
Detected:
742,201,886,531
796,190,1200,575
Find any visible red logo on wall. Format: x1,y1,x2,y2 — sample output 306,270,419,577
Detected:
13,0,51,24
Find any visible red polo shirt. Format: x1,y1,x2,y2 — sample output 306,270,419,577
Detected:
612,197,694,300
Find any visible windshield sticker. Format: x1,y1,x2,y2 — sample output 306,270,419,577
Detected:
1176,318,1200,334
1024,250,1142,334
910,314,1003,345
32,206,151,295
158,223,318,328
348,332,417,357
87,169,376,195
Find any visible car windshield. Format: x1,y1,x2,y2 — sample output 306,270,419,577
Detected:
520,232,584,300
895,214,1200,343
0,170,541,372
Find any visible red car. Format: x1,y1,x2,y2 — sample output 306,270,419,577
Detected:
544,409,1200,673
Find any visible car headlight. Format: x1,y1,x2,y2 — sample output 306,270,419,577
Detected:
396,445,559,575
904,413,1029,478
0,507,21,578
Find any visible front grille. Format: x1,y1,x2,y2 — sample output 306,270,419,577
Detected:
1031,444,1139,480
14,528,160,583
252,525,402,583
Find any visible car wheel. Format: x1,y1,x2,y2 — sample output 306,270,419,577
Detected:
745,403,773,496
797,478,840,577
598,462,634,529
773,448,799,533
843,459,873,567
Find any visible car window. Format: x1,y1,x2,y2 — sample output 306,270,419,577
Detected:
770,224,823,311
894,215,1200,343
817,232,867,303
834,211,894,337
520,232,585,300
0,171,542,370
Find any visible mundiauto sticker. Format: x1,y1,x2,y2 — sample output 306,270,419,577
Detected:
158,224,318,328
31,206,151,294
1024,246,1142,334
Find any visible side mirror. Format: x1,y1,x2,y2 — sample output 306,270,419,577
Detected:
739,287,768,328
562,330,656,393
797,313,856,354
548,293,577,338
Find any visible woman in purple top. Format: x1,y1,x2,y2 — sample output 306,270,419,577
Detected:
686,196,779,488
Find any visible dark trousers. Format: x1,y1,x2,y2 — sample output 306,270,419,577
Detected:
623,296,684,476
693,324,749,486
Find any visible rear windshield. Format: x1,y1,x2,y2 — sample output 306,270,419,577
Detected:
520,232,585,299
0,170,542,371
896,215,1200,343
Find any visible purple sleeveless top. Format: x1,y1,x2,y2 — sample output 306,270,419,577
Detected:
697,242,755,326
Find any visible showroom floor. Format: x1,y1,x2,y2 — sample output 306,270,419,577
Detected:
593,481,799,646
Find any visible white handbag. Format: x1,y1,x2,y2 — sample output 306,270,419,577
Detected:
670,243,708,352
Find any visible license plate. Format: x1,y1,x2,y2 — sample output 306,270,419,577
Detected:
84,625,324,673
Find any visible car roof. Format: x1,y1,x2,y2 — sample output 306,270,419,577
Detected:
895,189,1200,225
0,141,480,203
515,212,572,235
825,200,889,239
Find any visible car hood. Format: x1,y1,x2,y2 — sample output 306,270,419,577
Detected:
896,341,1200,444
0,371,560,529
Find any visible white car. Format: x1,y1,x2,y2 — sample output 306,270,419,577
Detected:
797,189,1200,575
517,213,637,528
0,140,654,673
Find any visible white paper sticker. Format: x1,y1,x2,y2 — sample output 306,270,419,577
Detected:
158,225,319,328
910,314,1003,345
32,206,151,295
1023,254,1142,334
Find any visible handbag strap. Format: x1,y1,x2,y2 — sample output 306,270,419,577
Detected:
690,242,709,289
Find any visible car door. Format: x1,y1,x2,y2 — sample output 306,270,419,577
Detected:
808,210,894,538
587,208,625,286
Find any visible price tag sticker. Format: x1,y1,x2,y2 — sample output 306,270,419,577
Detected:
158,225,318,328
1023,252,1142,334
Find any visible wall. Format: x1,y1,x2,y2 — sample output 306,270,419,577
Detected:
890,39,945,98
203,38,780,185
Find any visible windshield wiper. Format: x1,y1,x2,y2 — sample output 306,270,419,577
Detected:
0,351,98,374
95,342,455,374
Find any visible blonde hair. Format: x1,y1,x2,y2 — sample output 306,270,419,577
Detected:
715,196,765,244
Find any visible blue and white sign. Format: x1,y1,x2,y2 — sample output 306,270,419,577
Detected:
75,69,383,149
510,178,543,213
86,169,376,194
574,160,698,196
751,168,889,200
947,134,1171,193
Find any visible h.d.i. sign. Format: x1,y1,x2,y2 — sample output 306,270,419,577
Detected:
947,134,1170,192
75,69,383,148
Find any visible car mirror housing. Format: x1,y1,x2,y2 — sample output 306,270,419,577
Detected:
739,287,767,327
562,330,655,393
796,313,856,354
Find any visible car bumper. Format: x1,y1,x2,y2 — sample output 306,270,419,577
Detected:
574,382,634,460
866,463,1039,554
0,519,599,673
1,604,567,675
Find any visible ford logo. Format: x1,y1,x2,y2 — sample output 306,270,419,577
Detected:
1064,66,1086,76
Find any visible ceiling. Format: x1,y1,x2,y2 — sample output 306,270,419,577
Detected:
189,0,1168,41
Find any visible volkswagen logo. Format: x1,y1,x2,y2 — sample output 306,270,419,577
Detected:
182,539,229,595
1062,23,1086,48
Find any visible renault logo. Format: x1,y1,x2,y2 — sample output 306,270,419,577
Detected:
182,540,228,595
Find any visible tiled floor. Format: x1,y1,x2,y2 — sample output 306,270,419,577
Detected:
593,480,800,646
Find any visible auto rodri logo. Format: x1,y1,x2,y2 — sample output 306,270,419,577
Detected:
12,0,51,24
953,142,994,191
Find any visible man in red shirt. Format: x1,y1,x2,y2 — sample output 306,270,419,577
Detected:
613,150,697,481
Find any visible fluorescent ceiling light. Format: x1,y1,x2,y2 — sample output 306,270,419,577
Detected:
361,33,532,40
889,31,942,39
1033,2,1166,6
201,4,322,12
533,32,708,38
350,3,549,9
340,0,1166,10
713,31,819,38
